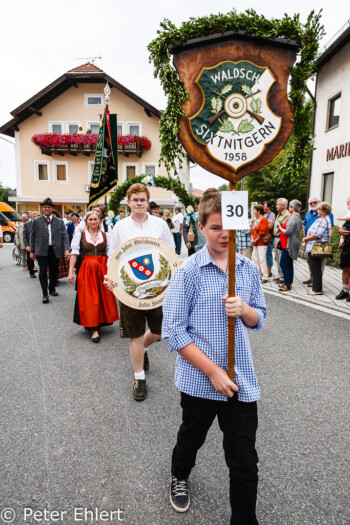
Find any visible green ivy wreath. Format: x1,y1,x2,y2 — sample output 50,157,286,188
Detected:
148,9,325,179
108,175,195,213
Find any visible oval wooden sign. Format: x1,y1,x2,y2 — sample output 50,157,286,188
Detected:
170,32,299,182
108,237,179,310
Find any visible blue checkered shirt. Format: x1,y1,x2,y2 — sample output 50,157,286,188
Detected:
305,216,331,252
162,246,266,402
236,219,252,250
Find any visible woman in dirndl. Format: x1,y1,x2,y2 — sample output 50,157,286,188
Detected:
68,210,119,343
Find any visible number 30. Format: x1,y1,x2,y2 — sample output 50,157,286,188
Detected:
226,205,244,217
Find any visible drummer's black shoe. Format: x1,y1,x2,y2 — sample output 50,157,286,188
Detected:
133,379,147,401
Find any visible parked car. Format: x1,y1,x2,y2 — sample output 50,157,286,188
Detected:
0,202,22,243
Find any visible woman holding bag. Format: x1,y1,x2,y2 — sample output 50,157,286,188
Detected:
302,202,332,296
250,204,270,283
278,200,302,291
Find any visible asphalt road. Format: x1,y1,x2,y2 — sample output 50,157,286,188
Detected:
0,244,349,525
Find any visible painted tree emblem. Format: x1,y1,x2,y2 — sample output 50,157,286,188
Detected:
189,60,282,172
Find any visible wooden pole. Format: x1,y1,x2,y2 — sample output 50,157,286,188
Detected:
227,180,237,381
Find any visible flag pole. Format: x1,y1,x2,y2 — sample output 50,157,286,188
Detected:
227,180,237,381
104,82,111,208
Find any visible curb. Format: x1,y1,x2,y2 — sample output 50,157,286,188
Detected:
263,286,350,320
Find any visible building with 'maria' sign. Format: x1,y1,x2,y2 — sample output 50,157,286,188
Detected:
309,21,350,221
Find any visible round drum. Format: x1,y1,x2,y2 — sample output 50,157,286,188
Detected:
108,237,179,310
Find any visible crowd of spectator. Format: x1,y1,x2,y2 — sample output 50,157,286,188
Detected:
7,193,350,306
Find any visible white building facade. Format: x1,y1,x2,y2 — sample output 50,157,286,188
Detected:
309,22,350,221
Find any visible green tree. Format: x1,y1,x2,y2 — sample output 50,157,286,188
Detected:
218,181,243,191
244,99,313,211
0,182,15,206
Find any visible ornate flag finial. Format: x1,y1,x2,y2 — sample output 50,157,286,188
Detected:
104,82,111,104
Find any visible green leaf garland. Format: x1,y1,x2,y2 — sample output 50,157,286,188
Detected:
108,175,195,214
148,9,325,179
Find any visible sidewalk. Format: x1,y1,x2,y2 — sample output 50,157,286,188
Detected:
262,257,350,320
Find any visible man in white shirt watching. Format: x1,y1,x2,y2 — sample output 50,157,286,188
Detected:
104,183,175,401
171,206,184,255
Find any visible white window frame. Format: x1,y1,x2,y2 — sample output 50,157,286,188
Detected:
126,122,142,135
326,93,341,131
117,122,125,135
53,161,69,184
86,121,100,134
34,161,50,183
123,162,138,182
321,171,334,203
142,163,158,177
66,121,81,134
49,121,64,133
84,93,104,108
88,161,94,184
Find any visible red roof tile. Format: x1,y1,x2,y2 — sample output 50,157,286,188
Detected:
191,188,203,198
68,62,103,73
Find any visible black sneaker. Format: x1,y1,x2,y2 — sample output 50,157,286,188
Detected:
132,379,147,401
144,351,149,372
335,290,349,300
170,476,190,512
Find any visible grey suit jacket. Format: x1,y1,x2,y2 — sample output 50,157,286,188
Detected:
30,215,69,257
23,220,33,248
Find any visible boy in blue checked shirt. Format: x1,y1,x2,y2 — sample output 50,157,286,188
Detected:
162,189,266,525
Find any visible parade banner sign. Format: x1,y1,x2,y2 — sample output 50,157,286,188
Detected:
170,33,299,183
169,32,299,381
108,237,179,310
88,108,118,208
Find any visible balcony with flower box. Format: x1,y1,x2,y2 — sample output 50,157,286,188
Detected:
31,133,152,158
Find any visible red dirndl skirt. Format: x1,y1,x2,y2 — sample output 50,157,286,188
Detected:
75,255,119,328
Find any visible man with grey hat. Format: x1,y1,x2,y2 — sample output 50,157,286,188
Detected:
30,198,69,303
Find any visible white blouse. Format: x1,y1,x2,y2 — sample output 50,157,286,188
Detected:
70,230,110,255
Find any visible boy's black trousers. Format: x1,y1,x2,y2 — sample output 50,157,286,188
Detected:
172,392,259,525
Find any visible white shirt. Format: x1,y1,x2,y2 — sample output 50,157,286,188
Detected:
75,220,85,233
0,225,3,238
45,216,53,245
108,213,175,261
171,212,184,233
71,230,110,255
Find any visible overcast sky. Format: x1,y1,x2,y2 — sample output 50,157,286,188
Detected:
0,0,348,190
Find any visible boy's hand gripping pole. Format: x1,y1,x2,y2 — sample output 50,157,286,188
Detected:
227,181,237,381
